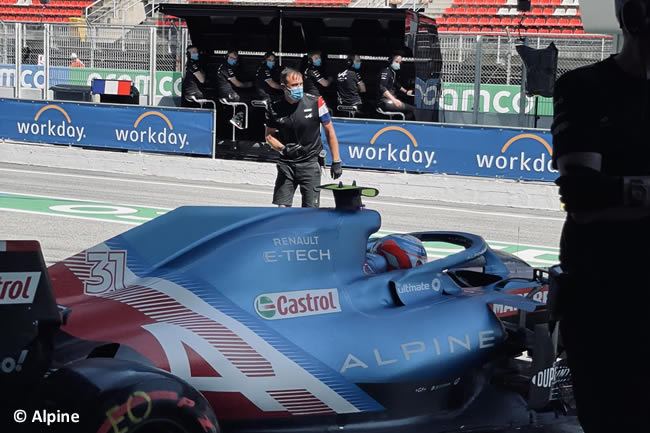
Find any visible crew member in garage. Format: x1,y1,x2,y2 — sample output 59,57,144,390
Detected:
303,50,333,98
216,49,254,129
265,68,342,208
181,45,207,108
376,53,415,120
336,54,367,115
255,51,283,103
551,1,650,432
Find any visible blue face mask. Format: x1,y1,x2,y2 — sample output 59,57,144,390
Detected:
313,58,322,67
391,62,400,71
190,53,199,61
289,87,304,101
266,60,275,69
353,62,361,70
227,58,237,66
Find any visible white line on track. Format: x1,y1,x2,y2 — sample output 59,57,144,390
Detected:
0,190,173,211
0,207,139,225
0,166,565,222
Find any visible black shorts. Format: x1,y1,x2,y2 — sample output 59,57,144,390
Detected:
273,159,321,207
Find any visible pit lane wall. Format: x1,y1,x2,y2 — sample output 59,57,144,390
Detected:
0,98,214,156
0,97,559,210
326,119,556,182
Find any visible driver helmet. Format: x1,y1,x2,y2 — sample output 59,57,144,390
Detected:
370,234,427,270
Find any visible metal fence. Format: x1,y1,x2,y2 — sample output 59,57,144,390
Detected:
0,22,615,126
437,33,615,125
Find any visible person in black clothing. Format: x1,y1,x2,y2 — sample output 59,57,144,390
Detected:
216,49,253,129
265,68,343,208
376,53,415,120
255,51,283,103
181,45,207,108
303,50,333,98
336,54,367,113
551,1,650,432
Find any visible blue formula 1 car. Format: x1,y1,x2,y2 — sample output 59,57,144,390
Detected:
1,185,574,433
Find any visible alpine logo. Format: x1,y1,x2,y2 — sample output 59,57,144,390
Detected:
0,272,41,304
254,289,341,320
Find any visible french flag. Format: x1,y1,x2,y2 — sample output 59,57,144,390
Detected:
92,79,132,96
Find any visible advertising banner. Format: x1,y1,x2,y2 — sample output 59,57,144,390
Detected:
0,98,214,155
439,83,554,116
0,65,183,98
328,118,557,181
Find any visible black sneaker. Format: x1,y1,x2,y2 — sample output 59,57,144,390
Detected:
230,114,245,130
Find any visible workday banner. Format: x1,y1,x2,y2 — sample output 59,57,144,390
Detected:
0,98,213,155
329,118,557,181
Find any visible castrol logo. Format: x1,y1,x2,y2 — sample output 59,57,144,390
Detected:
255,288,341,320
0,272,41,304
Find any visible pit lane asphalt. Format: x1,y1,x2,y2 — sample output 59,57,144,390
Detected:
0,162,567,265
0,162,582,433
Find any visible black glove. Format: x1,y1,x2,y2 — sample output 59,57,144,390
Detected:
555,166,622,212
330,161,343,179
281,143,305,160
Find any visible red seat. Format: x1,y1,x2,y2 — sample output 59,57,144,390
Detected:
575,29,585,34
534,18,546,26
479,17,489,24
488,7,497,14
455,7,466,14
447,26,459,32
459,26,470,32
437,16,446,25
511,17,522,25
546,17,558,26
477,7,487,14
447,17,457,24
550,28,561,33
470,26,481,32
532,7,542,15
551,0,560,4
466,7,476,14
523,17,534,26
569,18,581,26
500,17,512,25
481,26,492,32
558,18,569,26
457,16,468,24
543,7,553,15
526,28,538,34
490,17,500,25
438,26,448,32
562,28,572,33
468,17,479,24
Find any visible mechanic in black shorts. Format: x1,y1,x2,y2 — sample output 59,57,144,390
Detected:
265,68,343,207
551,1,650,432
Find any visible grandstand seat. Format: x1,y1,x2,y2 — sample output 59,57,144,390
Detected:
543,7,554,15
546,17,558,26
437,17,446,25
438,26,448,32
497,7,508,14
534,18,546,26
447,17,457,25
566,8,577,15
523,17,534,26
562,29,573,33
459,27,470,32
550,28,561,33
490,17,500,25
508,7,518,14
479,17,489,25
551,0,561,4
466,7,476,14
511,17,522,25
526,28,538,34
477,7,487,14
532,7,542,15
444,7,454,14
558,17,569,26
448,26,459,32
488,7,497,14
481,26,492,32
470,26,480,32
500,17,512,25
569,18,581,27
455,7,466,14
575,29,585,34
553,8,565,15
457,16,468,24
